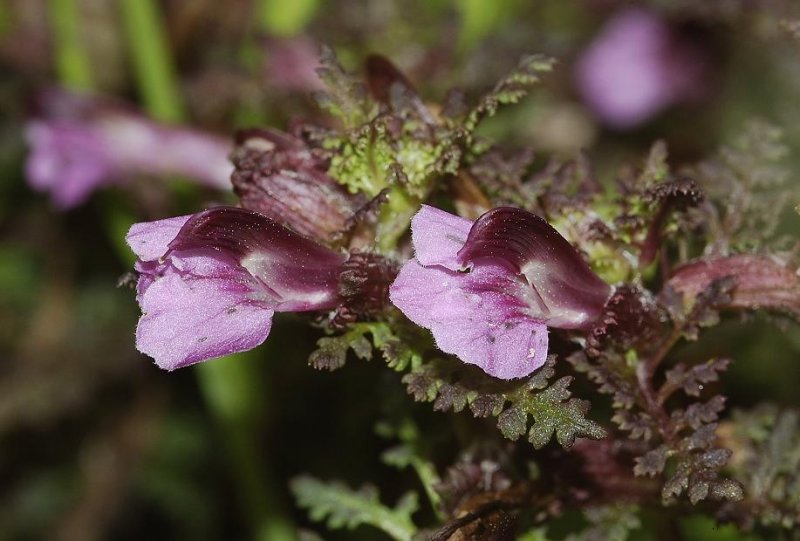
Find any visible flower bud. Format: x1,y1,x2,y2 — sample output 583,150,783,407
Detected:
231,128,365,244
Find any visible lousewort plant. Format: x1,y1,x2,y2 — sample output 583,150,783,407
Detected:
127,48,800,539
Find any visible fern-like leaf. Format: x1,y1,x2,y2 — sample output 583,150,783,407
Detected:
290,475,418,541
312,45,372,129
403,356,606,450
464,54,556,133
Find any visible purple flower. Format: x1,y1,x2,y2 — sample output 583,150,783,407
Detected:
389,206,611,380
25,90,233,208
127,206,347,370
574,9,709,129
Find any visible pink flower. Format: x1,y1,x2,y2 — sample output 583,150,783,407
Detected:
575,9,708,129
128,207,346,370
25,91,233,208
128,206,397,370
390,206,611,380
263,36,324,92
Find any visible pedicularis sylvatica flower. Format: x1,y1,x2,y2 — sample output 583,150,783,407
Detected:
128,207,345,370
128,206,395,370
389,205,611,379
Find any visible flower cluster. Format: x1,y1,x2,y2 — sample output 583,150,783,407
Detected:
129,188,611,378
13,4,800,538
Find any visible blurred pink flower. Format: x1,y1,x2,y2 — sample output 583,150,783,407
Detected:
575,9,709,129
25,91,233,208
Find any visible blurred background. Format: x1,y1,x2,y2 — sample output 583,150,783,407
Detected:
1,0,799,539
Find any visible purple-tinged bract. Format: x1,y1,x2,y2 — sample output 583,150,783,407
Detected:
389,206,611,380
231,128,364,243
667,254,800,319
128,206,346,370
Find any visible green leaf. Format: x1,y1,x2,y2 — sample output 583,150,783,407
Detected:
401,356,606,450
511,375,606,450
464,54,556,133
313,46,372,129
326,119,456,199
638,140,669,188
689,119,790,252
455,0,521,51
661,358,732,400
377,418,443,515
633,446,669,477
725,407,800,529
309,322,423,372
290,476,418,541
119,0,185,122
369,322,423,371
49,0,94,90
402,365,440,403
308,329,371,371
497,405,527,441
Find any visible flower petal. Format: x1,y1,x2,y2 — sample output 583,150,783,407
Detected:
390,259,549,379
169,207,346,311
126,215,192,261
135,260,274,370
457,207,611,329
574,8,710,130
411,204,473,270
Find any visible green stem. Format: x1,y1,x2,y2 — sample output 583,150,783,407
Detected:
0,2,9,36
196,353,295,541
119,0,184,122
456,0,518,53
48,0,93,90
412,459,443,519
239,0,319,127
377,187,419,253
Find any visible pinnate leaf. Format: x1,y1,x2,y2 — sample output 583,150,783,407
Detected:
291,475,418,541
